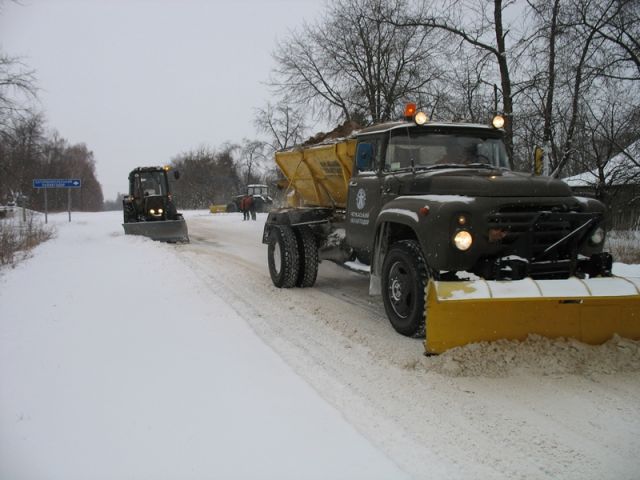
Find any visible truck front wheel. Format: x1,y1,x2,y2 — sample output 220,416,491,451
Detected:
268,225,300,288
381,240,429,338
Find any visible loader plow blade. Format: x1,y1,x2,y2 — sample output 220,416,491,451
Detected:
425,277,640,354
122,218,189,243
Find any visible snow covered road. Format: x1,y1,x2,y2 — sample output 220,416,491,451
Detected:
2,210,640,479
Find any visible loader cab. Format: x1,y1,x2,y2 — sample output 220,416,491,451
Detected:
131,170,170,198
247,184,273,212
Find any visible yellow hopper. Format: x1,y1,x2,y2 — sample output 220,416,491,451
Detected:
275,139,355,208
425,276,640,354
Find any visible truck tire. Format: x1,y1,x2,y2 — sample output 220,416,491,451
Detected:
268,225,300,288
381,240,429,338
294,226,319,287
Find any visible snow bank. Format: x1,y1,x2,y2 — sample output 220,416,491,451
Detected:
428,334,640,377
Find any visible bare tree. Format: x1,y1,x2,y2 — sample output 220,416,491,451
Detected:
170,144,244,208
254,102,306,153
545,0,639,177
579,91,640,198
240,139,268,185
271,0,442,125
394,0,524,167
435,49,496,123
0,53,37,128
0,112,44,203
577,0,640,79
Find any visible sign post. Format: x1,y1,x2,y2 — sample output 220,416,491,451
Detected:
32,179,82,223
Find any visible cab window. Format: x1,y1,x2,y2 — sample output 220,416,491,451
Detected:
355,135,384,172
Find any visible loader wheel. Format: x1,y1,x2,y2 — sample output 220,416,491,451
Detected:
123,203,136,223
294,226,319,288
268,225,300,288
382,240,429,338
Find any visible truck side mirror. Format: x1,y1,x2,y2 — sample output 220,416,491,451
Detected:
173,171,181,180
356,143,374,171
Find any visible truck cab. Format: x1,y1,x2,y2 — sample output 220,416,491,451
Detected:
346,120,510,263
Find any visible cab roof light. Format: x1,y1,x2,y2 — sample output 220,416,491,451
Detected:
414,111,429,125
404,102,417,120
492,115,505,129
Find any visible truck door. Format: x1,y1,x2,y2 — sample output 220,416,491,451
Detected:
346,134,385,260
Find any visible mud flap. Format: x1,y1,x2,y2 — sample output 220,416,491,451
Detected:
122,219,189,243
424,277,640,354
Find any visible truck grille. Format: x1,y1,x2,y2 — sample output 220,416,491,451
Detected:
486,204,598,261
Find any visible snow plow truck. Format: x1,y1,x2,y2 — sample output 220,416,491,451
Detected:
262,105,640,354
122,166,189,242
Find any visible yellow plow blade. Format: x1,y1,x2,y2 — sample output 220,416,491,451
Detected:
209,204,227,213
425,276,640,354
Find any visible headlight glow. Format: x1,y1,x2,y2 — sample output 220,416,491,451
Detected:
453,230,473,251
149,209,156,214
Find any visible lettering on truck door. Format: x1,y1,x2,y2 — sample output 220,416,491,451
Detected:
346,134,385,260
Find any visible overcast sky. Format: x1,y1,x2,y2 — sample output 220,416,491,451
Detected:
1,0,324,200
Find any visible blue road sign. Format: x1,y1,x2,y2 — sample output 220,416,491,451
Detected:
33,178,81,189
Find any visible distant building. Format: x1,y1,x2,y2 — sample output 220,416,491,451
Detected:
563,140,640,230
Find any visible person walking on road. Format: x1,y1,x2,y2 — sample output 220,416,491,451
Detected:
249,196,257,221
240,195,253,221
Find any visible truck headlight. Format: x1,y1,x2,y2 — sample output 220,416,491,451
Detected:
453,230,473,251
150,209,156,214
590,227,605,245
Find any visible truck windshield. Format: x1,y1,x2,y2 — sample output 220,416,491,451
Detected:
385,130,510,171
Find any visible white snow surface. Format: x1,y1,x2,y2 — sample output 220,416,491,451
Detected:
2,210,640,479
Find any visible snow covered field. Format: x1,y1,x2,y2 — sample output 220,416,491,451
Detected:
1,210,639,479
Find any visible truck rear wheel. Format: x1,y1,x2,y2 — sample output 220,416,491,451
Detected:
381,240,429,338
268,225,300,288
294,226,319,287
